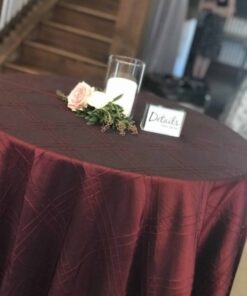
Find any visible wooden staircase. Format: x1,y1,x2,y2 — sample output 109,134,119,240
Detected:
0,0,150,87
1,0,119,86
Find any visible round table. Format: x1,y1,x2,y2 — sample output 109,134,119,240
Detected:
0,74,246,296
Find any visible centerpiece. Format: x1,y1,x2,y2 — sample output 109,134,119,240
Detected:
56,82,138,136
56,55,146,135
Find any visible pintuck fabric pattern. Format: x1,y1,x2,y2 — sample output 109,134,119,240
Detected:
0,74,246,296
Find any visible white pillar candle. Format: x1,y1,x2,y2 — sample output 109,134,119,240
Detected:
105,77,138,117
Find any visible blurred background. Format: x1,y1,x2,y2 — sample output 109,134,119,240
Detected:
141,0,247,141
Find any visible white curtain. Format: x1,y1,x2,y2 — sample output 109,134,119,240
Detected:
140,0,189,74
221,78,247,140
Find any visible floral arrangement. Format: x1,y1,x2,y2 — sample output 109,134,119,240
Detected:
56,82,138,136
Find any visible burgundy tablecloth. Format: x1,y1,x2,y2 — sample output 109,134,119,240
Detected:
0,74,246,296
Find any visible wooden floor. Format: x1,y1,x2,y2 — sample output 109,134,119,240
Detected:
230,244,247,296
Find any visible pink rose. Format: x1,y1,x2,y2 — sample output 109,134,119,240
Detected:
67,82,94,111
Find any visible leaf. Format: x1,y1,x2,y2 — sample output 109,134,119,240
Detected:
112,94,123,102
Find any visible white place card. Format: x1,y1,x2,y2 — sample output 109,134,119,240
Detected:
140,104,186,137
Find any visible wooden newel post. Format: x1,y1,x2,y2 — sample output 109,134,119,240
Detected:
110,0,151,58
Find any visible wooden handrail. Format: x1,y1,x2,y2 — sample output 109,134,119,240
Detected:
0,0,35,30
0,0,40,39
0,0,60,65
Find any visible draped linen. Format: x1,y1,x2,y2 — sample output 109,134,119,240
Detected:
0,74,246,296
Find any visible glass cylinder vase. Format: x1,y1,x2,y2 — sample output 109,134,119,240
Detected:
105,55,146,117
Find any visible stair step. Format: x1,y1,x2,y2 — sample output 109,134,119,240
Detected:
61,0,119,15
4,62,52,75
35,21,111,62
20,41,106,85
41,21,113,44
52,2,116,37
59,2,117,21
24,41,106,67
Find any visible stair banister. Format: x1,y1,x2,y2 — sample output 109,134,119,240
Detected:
0,0,33,31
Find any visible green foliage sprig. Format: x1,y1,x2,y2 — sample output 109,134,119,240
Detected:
56,90,138,136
